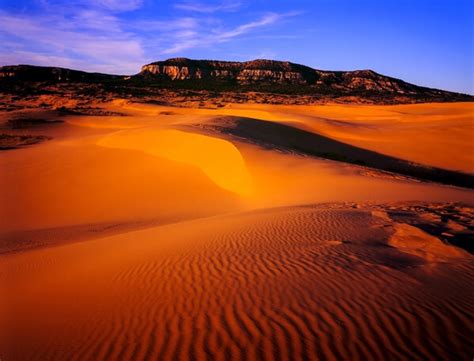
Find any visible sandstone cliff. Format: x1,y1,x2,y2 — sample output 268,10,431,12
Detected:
138,58,457,98
1,58,472,103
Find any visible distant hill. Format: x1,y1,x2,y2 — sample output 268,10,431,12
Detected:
139,58,472,101
1,58,472,103
0,64,122,82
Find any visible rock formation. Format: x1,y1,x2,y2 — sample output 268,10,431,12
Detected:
1,58,472,103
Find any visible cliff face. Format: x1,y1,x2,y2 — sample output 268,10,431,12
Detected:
139,58,462,98
1,58,472,103
140,58,316,84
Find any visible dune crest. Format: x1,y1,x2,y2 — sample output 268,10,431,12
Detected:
98,128,254,195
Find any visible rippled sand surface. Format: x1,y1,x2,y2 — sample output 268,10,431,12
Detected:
1,101,473,360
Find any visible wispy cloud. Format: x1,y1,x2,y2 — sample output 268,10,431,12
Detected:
95,0,143,12
130,17,200,32
40,0,144,13
174,1,242,13
0,10,146,74
161,12,298,54
214,13,281,41
0,1,301,73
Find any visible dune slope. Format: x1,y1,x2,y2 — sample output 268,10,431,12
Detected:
193,115,474,188
1,204,473,361
216,102,474,173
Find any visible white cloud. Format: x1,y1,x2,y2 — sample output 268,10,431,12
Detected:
214,13,281,41
0,2,300,72
0,10,146,74
96,0,143,12
174,1,242,13
39,0,143,13
161,12,299,55
130,17,200,32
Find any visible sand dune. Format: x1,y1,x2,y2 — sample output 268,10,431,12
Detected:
192,115,473,188
3,102,472,232
1,101,473,360
0,117,243,232
1,204,473,360
98,128,253,195
213,102,474,173
117,101,473,173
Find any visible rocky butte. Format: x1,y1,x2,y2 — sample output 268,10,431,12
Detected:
138,58,471,99
1,57,473,103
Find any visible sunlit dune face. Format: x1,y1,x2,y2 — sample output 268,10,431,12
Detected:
98,128,254,195
1,101,472,234
0,142,241,232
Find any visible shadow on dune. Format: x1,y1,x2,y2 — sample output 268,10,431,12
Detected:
199,116,474,189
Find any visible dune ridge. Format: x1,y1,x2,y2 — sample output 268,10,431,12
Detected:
98,128,253,195
193,115,474,188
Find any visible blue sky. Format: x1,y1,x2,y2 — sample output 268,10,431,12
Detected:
0,0,472,93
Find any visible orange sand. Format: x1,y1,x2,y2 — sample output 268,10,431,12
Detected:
1,101,473,360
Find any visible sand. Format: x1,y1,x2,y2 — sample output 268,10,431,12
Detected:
211,102,474,173
1,101,473,360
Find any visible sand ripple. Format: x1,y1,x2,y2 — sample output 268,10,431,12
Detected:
1,205,473,360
